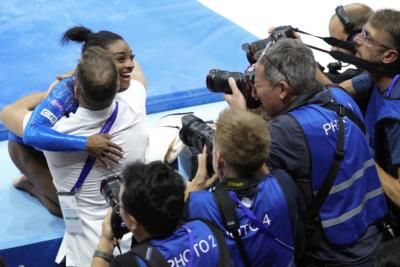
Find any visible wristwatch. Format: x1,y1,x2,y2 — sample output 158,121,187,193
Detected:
93,250,114,262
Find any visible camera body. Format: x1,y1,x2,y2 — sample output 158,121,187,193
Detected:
205,26,295,109
100,176,129,239
179,114,215,177
241,25,296,64
327,61,343,74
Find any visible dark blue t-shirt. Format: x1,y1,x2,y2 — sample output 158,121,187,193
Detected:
353,73,400,174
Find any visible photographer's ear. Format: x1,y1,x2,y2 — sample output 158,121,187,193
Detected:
277,80,293,103
382,49,398,64
215,152,226,178
125,214,140,232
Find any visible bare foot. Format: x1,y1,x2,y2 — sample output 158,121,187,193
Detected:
13,175,34,194
13,175,62,217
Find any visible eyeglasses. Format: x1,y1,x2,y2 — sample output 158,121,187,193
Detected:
360,25,392,49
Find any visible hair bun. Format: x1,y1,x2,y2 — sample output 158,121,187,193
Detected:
61,25,93,45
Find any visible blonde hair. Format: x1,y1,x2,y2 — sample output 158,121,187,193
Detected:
214,108,270,178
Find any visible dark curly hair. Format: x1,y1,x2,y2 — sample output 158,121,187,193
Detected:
121,161,185,236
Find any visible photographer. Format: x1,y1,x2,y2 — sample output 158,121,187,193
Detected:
316,3,374,114
92,161,230,267
185,108,303,267
321,3,373,84
226,39,387,266
351,9,400,235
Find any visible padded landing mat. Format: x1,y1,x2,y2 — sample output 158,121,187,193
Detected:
0,0,257,140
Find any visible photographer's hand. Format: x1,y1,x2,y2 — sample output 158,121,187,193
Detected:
92,208,116,267
225,77,247,111
185,146,218,200
268,26,303,42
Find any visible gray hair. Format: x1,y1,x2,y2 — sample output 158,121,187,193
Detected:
258,38,319,95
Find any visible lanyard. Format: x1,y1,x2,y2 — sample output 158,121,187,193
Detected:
181,225,195,267
228,191,295,251
384,74,400,97
70,102,119,193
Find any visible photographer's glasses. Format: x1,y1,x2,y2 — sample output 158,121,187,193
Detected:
360,25,393,50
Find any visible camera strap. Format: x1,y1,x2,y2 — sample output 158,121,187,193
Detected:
294,33,400,76
322,89,366,134
303,105,345,225
214,186,252,267
70,101,119,193
229,191,295,251
291,27,400,75
294,28,357,54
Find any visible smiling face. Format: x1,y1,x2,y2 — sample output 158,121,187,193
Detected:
106,40,135,90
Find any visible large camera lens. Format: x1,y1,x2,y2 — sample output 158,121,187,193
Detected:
179,114,215,176
206,69,260,109
206,69,247,94
100,176,121,208
179,114,215,152
100,176,129,239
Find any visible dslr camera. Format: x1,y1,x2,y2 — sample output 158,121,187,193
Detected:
242,25,296,64
179,114,215,177
100,176,129,239
206,26,295,109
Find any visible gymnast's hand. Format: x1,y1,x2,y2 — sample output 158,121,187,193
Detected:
87,134,123,168
46,69,75,97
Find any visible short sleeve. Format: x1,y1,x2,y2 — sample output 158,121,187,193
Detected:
352,72,374,97
117,79,147,115
384,120,400,165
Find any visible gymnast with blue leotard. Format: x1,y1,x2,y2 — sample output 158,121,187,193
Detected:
0,26,147,217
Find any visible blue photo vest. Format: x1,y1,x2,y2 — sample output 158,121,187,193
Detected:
289,87,387,246
187,173,295,267
135,220,221,267
364,78,400,165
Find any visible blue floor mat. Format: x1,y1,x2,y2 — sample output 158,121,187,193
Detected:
0,0,257,140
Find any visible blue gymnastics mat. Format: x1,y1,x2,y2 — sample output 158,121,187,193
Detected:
0,140,65,267
0,100,228,267
0,0,257,140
